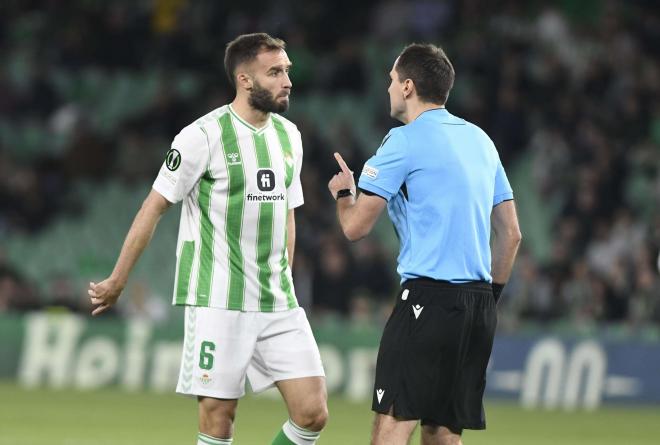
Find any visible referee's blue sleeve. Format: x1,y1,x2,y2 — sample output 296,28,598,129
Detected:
493,158,514,206
358,130,408,201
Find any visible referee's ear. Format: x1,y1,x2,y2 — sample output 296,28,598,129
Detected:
402,78,417,101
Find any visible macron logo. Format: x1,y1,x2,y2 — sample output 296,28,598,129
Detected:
413,304,424,319
376,388,385,404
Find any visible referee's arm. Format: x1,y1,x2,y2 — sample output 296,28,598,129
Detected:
490,200,522,284
335,193,386,242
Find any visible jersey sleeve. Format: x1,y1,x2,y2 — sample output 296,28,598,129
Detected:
493,156,514,206
357,129,409,201
152,125,210,204
286,128,304,209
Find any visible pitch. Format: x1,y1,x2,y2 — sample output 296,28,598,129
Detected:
0,382,658,444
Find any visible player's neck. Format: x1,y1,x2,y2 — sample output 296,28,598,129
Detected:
405,102,445,124
230,100,270,130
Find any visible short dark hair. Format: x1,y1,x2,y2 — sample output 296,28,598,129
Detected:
395,43,455,105
224,33,286,89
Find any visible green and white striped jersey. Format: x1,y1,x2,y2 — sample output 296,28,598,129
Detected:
153,104,303,312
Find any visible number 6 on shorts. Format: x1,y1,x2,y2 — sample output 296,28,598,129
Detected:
199,341,215,370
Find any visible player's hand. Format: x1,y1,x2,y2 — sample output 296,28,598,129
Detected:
328,152,356,199
88,277,124,316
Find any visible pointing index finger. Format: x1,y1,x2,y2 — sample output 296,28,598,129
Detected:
92,304,107,316
334,152,352,175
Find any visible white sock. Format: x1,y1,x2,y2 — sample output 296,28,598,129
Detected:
197,432,232,445
282,419,321,445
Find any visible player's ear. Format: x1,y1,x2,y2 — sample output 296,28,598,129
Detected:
236,71,253,91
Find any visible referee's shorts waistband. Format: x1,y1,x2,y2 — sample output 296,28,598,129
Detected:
402,278,492,293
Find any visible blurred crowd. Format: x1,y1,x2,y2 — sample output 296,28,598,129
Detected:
1,0,659,329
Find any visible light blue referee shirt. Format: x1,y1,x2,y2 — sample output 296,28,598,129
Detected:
358,108,514,283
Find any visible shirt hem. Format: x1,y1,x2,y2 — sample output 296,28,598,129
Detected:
152,183,179,204
172,302,300,312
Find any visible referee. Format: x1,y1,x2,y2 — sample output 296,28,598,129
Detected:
328,43,521,445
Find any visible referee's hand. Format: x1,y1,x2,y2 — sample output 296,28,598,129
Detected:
88,277,124,316
328,152,356,199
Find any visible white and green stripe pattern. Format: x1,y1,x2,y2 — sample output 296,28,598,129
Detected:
197,432,232,445
218,112,246,310
171,105,301,312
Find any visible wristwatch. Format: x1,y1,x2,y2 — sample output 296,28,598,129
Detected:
335,189,355,200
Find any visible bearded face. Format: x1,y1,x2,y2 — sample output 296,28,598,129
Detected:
248,80,289,113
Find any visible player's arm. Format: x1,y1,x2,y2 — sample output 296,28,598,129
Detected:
328,153,387,242
490,200,522,288
88,190,172,316
287,209,296,266
286,129,305,267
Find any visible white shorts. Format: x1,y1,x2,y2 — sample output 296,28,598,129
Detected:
176,306,325,399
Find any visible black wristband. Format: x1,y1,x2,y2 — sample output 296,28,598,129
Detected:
335,189,354,200
492,282,505,303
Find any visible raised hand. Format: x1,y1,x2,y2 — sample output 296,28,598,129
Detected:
327,152,356,199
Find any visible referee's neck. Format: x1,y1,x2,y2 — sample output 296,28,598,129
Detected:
404,102,445,124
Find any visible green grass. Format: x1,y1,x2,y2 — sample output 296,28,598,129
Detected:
1,382,659,444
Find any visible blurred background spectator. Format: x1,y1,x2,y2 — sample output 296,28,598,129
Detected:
1,0,658,331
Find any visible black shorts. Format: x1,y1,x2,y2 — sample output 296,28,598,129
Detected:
371,278,497,431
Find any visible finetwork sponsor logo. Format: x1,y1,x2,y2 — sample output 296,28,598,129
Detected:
257,169,276,192
362,165,379,179
247,193,285,202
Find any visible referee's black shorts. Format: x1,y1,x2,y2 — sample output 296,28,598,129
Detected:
371,278,497,432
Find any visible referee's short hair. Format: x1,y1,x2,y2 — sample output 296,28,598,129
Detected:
396,43,455,105
224,33,286,89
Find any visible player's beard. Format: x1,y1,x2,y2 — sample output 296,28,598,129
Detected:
249,81,289,113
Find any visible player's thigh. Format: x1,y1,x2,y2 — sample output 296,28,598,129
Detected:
198,396,239,422
248,308,325,392
277,376,327,416
177,306,257,399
